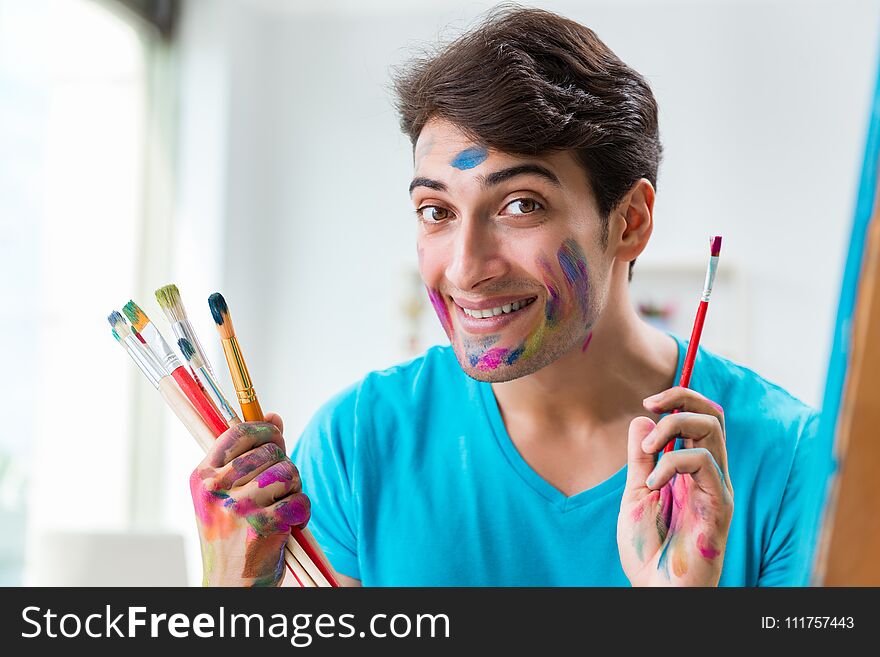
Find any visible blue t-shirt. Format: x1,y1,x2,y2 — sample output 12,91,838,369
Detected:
290,335,822,586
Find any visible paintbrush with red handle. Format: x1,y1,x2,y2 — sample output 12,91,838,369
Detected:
662,235,722,454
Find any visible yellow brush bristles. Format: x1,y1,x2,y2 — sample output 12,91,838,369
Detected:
122,300,151,332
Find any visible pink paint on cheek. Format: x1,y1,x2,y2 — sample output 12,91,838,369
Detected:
426,287,454,338
697,532,720,560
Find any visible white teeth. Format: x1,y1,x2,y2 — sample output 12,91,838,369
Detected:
461,298,534,318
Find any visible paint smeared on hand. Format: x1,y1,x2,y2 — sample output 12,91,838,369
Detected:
189,422,309,587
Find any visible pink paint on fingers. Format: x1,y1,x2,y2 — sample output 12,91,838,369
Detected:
256,460,296,488
275,495,311,528
697,532,720,560
630,502,645,523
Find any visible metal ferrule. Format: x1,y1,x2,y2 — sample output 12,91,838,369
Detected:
141,322,183,374
701,255,719,302
222,336,258,404
122,335,162,387
171,319,216,378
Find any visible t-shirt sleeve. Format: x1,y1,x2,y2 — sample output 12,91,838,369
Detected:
757,410,825,586
289,382,364,580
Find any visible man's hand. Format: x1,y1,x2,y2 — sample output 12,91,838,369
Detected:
190,413,311,587
617,387,734,586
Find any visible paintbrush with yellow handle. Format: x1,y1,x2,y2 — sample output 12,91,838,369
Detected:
208,292,339,588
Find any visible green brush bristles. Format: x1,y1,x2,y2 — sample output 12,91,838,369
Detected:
155,284,184,322
122,300,150,331
207,293,228,326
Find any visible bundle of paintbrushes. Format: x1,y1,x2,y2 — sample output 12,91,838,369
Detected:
108,285,338,587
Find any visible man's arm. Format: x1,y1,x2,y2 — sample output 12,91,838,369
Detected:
757,411,824,586
289,381,367,585
335,572,362,587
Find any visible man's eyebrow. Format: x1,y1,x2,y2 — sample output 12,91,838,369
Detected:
409,177,447,195
408,163,560,196
479,164,561,188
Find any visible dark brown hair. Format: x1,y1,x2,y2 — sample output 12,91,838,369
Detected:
392,5,661,277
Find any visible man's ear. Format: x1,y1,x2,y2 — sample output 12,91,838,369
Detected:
609,178,655,262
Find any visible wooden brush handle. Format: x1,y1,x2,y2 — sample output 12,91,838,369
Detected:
158,377,215,452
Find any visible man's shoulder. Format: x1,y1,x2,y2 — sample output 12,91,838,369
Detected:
690,340,819,455
304,344,464,430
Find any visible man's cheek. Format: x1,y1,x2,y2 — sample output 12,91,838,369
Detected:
538,257,563,325
556,238,591,322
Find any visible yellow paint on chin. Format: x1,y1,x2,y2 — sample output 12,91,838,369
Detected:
672,544,689,578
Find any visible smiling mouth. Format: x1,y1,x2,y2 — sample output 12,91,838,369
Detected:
458,297,537,319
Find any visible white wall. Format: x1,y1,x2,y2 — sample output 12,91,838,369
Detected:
189,0,879,421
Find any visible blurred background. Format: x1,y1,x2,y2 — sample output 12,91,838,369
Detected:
1,0,877,586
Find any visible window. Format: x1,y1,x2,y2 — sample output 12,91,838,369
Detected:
0,0,146,584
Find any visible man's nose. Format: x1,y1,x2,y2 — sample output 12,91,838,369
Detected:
445,215,506,291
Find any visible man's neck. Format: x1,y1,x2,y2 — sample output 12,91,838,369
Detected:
490,273,679,437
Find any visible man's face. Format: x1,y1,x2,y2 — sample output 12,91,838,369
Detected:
412,118,613,382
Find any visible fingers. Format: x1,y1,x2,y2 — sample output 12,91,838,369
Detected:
236,458,302,507
246,492,312,536
212,442,288,490
642,387,729,484
639,411,728,477
625,416,657,489
646,447,728,500
264,412,284,434
207,421,286,468
643,387,725,435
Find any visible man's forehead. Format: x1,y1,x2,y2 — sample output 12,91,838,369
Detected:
415,122,533,174
414,125,478,170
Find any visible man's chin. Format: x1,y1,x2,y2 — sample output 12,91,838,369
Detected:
449,342,555,383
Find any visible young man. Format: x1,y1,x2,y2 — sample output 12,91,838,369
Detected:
190,7,821,587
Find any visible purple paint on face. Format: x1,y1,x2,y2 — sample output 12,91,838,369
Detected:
476,347,510,371
427,286,453,338
538,257,563,325
557,239,590,323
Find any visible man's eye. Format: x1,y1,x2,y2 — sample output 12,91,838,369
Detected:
416,206,450,222
503,198,542,215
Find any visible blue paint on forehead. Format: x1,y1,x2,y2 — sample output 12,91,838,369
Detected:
450,146,488,170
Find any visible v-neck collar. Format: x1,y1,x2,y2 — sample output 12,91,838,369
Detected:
475,333,685,512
